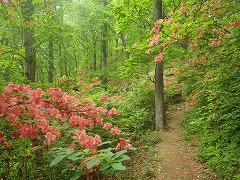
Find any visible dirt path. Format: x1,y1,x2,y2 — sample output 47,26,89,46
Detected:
153,104,216,180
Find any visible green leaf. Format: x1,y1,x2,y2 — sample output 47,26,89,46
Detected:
111,162,126,171
101,149,114,158
114,150,127,159
67,151,84,161
50,154,68,167
114,155,130,162
98,141,112,146
70,175,80,180
68,154,84,161
86,157,100,169
99,162,111,171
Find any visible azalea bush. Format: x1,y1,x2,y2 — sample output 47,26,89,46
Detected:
0,82,131,179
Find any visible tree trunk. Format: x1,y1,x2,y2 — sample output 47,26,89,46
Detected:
93,33,97,71
155,0,166,130
23,0,36,82
48,37,54,83
120,33,129,58
102,0,108,85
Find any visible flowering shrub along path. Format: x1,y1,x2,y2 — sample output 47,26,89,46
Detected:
0,83,131,179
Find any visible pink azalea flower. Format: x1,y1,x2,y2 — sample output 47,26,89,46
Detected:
116,138,131,151
110,126,121,135
100,94,108,101
44,132,57,145
154,53,164,62
107,108,117,116
103,123,112,130
4,140,13,147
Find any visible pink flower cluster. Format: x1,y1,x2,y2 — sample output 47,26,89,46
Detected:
100,94,108,101
149,35,161,46
103,123,121,135
73,129,102,150
116,138,131,151
154,53,164,62
103,123,112,130
110,126,121,135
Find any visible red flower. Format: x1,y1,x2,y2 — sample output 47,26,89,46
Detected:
103,123,112,130
110,126,121,135
12,131,21,138
230,20,240,27
100,94,108,101
69,115,87,128
166,17,173,24
73,130,101,149
4,140,13,147
19,123,38,139
28,20,34,25
116,138,131,151
149,35,161,46
154,53,164,62
44,132,57,145
107,108,117,116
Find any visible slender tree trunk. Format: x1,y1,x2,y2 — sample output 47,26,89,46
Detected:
102,0,108,85
48,37,54,83
59,43,64,77
155,0,166,130
93,33,97,71
62,42,68,76
115,38,119,54
74,46,78,70
120,33,129,58
23,0,36,82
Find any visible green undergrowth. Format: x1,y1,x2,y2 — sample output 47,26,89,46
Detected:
100,130,161,180
181,95,240,180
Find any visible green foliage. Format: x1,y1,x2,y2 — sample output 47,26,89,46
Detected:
115,80,155,136
177,1,240,178
87,149,130,171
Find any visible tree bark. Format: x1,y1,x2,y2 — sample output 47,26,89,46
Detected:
93,32,97,71
155,0,166,130
23,0,36,82
48,37,54,83
102,0,108,85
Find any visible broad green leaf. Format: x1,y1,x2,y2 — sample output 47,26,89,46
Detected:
50,154,68,167
86,157,100,169
70,175,80,180
114,150,127,158
98,141,112,146
114,155,130,162
111,162,126,171
67,154,84,161
99,163,111,171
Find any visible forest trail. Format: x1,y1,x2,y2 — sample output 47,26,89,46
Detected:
153,104,216,180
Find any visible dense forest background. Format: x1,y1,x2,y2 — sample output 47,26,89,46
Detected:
0,0,239,179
